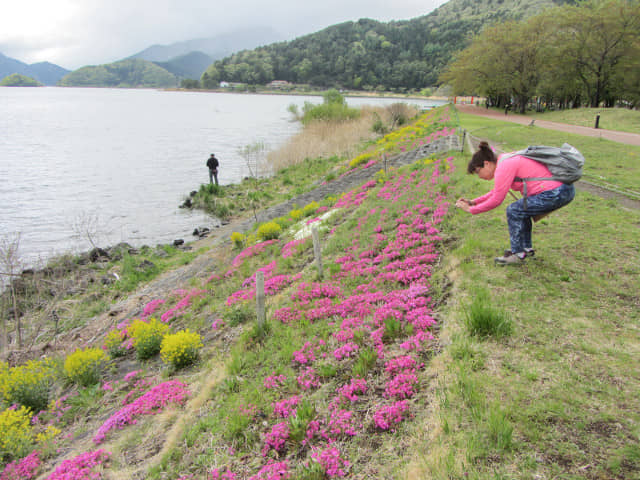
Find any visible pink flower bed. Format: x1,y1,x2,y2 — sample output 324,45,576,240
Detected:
93,380,190,444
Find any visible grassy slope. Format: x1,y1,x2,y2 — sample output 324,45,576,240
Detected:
3,106,639,480
408,111,640,479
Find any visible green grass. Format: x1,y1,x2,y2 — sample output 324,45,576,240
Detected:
409,114,640,479
458,111,640,193
527,107,640,135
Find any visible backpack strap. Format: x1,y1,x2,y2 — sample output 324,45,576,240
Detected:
513,175,563,210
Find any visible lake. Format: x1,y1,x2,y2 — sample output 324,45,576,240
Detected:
0,87,444,268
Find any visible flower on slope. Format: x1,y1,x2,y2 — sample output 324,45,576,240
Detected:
93,380,190,444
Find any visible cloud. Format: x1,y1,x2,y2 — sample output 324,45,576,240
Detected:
0,0,447,69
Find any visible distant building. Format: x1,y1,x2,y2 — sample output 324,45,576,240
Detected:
219,81,230,88
267,80,291,89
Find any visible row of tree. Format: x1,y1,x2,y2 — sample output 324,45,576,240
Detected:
199,0,565,92
441,0,640,111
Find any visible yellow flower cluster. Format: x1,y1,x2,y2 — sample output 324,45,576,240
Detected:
231,231,246,248
64,347,107,387
289,208,303,221
160,329,203,369
1,358,57,412
257,221,282,241
103,329,126,358
0,405,34,459
348,151,375,169
301,201,320,217
36,424,61,444
130,318,170,360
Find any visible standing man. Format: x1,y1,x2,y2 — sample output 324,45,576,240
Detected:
207,153,219,186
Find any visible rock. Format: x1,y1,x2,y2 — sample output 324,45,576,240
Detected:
190,190,197,197
89,247,110,262
180,198,192,209
100,274,117,285
154,248,169,258
136,260,155,272
173,239,184,246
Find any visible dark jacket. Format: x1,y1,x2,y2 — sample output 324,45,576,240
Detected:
207,155,219,170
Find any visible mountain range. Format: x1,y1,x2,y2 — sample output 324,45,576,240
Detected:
0,53,70,85
2,0,572,89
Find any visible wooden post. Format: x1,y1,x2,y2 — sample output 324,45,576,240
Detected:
256,270,265,326
312,226,323,279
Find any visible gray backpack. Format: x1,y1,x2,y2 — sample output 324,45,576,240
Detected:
503,143,585,205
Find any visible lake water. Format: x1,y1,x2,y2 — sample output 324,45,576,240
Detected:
0,87,444,268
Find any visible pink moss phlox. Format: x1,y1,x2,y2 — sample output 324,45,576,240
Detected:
373,400,410,431
123,370,141,382
211,318,225,330
399,330,435,352
210,468,238,480
141,299,165,319
336,378,367,403
281,238,306,258
248,461,290,480
297,367,320,391
311,446,350,478
272,396,300,419
384,372,419,400
93,381,190,444
1,450,40,480
384,355,421,376
263,374,287,389
332,342,359,361
44,450,110,480
161,289,204,323
231,240,279,269
261,422,290,457
327,408,360,437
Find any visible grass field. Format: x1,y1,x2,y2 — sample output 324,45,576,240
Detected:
505,106,640,135
406,109,640,479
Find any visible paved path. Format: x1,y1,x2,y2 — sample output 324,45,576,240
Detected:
456,104,640,147
457,104,640,211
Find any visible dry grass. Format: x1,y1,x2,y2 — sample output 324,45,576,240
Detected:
267,105,419,171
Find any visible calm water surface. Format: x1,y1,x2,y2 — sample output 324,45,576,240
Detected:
0,87,443,268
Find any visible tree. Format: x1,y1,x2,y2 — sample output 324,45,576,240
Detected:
549,0,640,107
440,18,550,112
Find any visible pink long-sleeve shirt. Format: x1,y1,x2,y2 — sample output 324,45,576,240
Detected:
469,154,562,215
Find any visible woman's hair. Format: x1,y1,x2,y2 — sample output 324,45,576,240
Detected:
467,141,497,173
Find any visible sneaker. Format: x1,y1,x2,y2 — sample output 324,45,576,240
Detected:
504,249,535,258
495,252,525,265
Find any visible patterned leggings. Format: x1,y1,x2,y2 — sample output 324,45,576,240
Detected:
506,183,575,253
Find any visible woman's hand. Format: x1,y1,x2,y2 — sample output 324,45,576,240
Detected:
455,198,473,213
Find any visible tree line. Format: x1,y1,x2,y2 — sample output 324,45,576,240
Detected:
199,0,566,93
440,0,640,111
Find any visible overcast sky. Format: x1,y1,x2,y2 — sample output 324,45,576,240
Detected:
1,0,449,70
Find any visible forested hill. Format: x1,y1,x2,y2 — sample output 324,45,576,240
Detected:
202,0,571,91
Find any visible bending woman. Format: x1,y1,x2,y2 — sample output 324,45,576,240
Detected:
455,141,575,265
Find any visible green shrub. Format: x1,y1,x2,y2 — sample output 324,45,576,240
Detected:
257,221,282,240
0,406,34,461
64,347,108,387
463,289,512,338
1,358,57,412
160,330,203,369
130,318,170,360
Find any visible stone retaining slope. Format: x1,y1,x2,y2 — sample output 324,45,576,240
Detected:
236,134,461,231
